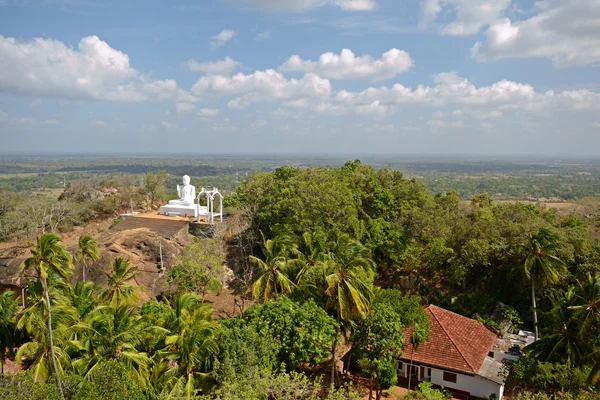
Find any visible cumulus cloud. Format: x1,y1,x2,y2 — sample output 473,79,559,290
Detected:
229,0,375,12
427,119,464,128
31,98,41,106
593,121,600,128
185,57,240,75
197,108,220,118
191,69,331,108
420,0,510,36
0,35,179,102
174,102,196,114
210,30,236,49
322,71,600,120
279,48,413,81
472,0,600,67
44,118,59,125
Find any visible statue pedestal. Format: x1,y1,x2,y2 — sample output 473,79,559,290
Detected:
159,203,198,217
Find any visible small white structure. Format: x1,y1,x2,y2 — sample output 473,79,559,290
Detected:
159,175,198,217
399,305,507,399
196,187,223,224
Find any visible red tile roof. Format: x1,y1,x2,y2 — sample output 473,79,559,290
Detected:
401,305,497,375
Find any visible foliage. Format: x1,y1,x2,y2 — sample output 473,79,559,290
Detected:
241,297,337,368
352,302,405,400
144,170,167,205
398,382,452,400
0,290,17,374
169,238,225,299
212,319,279,385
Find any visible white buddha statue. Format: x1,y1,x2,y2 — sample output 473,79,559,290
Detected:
168,175,196,206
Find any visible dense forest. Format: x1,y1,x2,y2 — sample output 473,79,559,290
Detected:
1,160,600,399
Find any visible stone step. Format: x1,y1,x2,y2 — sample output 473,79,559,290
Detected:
111,217,189,238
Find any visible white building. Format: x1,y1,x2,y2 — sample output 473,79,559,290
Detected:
398,305,507,399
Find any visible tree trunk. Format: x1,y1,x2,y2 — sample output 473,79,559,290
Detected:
408,353,415,392
345,350,352,378
369,375,373,400
43,279,65,400
532,279,539,341
82,261,86,282
331,337,337,387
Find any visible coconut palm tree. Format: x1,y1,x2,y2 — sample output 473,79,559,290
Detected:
75,303,157,391
323,236,375,385
157,293,219,399
569,273,600,333
528,288,590,366
16,284,80,393
407,322,428,391
249,234,298,302
522,228,566,340
101,257,141,306
75,234,100,282
0,290,17,374
22,233,73,400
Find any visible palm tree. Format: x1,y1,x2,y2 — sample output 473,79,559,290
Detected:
248,234,298,302
522,228,566,340
158,293,219,399
407,322,428,391
528,288,590,366
22,233,73,400
0,290,17,374
323,236,375,385
101,257,141,306
75,234,100,282
569,273,600,333
75,303,155,390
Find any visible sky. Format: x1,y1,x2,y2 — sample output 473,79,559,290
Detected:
0,0,599,155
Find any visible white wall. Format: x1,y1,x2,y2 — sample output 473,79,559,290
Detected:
429,367,503,399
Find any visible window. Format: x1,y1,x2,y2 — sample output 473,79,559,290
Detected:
443,372,457,383
397,361,404,371
488,351,494,358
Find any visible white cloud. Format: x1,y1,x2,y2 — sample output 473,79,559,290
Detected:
210,29,236,49
335,0,376,11
0,35,179,102
592,121,600,128
90,120,106,127
185,57,240,74
197,108,220,118
229,0,376,12
174,102,196,114
279,48,413,81
472,0,600,67
192,70,331,108
44,118,59,125
161,120,176,129
31,98,41,106
420,0,511,36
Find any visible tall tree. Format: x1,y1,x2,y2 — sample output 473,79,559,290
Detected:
407,322,428,392
22,233,73,400
249,234,298,302
522,228,567,340
323,237,375,385
75,234,100,282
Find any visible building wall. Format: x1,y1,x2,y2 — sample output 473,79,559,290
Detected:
429,367,503,399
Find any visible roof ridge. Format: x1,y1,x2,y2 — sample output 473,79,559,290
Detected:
428,305,477,373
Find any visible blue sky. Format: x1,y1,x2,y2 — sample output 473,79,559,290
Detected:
1,0,599,154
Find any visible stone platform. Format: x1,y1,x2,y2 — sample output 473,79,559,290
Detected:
159,203,197,217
